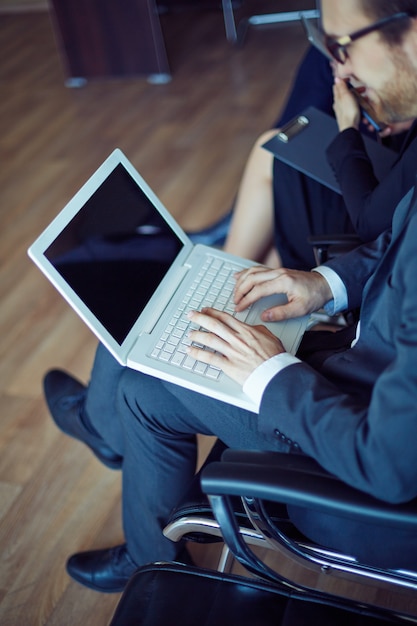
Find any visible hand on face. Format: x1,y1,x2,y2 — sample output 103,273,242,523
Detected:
333,77,362,131
233,266,333,322
333,77,414,137
187,308,285,386
323,0,417,125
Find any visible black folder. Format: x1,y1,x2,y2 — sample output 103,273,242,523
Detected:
262,106,397,194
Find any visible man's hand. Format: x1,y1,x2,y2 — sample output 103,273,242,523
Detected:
333,77,361,131
375,118,413,139
187,308,285,386
233,266,333,322
333,77,414,137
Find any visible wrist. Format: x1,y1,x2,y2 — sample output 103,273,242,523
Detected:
312,271,333,307
339,124,359,132
337,118,360,132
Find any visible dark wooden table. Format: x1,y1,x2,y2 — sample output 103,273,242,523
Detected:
49,0,171,85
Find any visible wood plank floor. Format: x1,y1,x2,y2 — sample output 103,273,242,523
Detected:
1,4,417,625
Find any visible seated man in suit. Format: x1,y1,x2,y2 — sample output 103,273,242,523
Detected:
224,87,416,269
224,52,416,270
44,0,417,592
195,44,415,268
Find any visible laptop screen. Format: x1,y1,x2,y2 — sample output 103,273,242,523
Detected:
44,163,184,345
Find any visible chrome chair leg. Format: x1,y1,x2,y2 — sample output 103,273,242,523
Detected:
221,2,320,45
222,0,238,42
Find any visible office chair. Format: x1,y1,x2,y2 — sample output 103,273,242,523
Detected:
164,439,312,573
110,450,417,625
221,0,319,44
163,449,417,613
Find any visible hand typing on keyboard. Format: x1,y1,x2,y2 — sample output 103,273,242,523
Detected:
233,266,333,322
187,307,285,386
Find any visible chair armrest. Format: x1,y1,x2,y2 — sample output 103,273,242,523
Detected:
201,451,417,530
308,234,363,247
221,449,328,476
308,233,362,265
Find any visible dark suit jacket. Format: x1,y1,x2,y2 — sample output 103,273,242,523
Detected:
259,185,417,505
326,120,417,241
258,185,417,568
272,120,417,271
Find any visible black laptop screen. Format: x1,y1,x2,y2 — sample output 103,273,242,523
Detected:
45,164,185,345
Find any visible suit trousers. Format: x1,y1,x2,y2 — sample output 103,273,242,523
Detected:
83,343,416,570
84,344,289,566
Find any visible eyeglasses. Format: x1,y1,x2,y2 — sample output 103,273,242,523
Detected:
302,12,411,64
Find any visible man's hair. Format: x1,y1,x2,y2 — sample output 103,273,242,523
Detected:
362,0,417,43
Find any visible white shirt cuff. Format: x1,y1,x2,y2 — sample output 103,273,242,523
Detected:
312,266,348,315
243,353,300,409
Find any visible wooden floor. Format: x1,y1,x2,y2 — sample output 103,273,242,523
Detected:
1,5,417,625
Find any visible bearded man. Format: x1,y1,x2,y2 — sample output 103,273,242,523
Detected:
44,0,417,592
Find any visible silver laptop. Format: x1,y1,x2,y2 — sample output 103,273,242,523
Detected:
28,149,307,412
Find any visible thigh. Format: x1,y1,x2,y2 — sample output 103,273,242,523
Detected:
119,370,290,454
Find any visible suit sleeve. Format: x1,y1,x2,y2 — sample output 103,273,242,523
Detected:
326,127,417,241
258,219,417,504
323,229,391,311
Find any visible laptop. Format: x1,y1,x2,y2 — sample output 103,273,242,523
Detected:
28,149,308,412
262,106,397,194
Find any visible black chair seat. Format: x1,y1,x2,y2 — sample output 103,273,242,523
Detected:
110,562,402,626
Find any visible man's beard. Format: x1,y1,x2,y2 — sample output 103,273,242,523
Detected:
373,48,417,124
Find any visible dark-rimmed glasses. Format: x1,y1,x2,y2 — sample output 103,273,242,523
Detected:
302,12,411,64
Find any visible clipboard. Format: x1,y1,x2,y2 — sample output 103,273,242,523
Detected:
262,106,397,194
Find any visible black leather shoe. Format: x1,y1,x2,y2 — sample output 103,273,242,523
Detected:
66,544,138,593
67,544,194,593
43,369,123,470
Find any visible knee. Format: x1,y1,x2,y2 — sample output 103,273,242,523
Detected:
117,370,172,435
255,129,277,148
117,369,155,425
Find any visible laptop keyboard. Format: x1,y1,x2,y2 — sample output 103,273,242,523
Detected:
150,255,250,380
